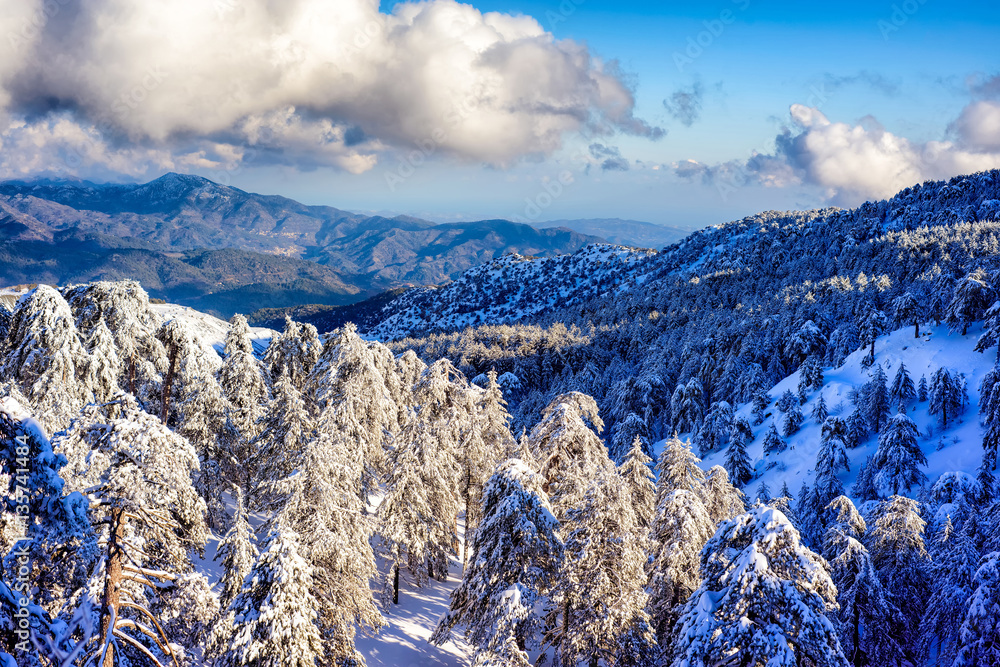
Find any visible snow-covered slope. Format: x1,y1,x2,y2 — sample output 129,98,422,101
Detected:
703,323,993,503
152,303,274,357
369,244,657,339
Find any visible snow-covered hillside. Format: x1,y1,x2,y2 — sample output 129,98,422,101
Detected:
152,302,274,356
705,323,993,503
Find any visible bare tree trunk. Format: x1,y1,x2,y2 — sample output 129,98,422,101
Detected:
128,356,136,395
914,321,920,338
100,506,125,667
161,342,178,424
393,563,399,605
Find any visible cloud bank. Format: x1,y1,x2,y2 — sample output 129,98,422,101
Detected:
676,95,1000,204
0,0,661,180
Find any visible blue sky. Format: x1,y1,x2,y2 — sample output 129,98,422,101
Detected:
2,0,998,228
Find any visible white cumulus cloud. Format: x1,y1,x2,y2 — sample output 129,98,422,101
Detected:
0,0,660,180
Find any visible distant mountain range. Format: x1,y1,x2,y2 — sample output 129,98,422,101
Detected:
0,173,686,316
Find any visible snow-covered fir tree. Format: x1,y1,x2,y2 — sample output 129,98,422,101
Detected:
670,378,704,435
670,504,847,667
974,300,1000,361
945,268,995,336
217,487,258,611
870,411,928,496
544,471,655,667
262,316,322,389
858,303,888,366
865,495,930,662
930,367,964,429
217,523,324,667
892,292,922,338
979,365,1000,470
695,400,732,455
812,393,829,423
822,496,907,667
432,460,562,667
763,422,786,456
724,425,753,488
890,362,917,410
612,411,650,462
783,402,804,437
951,550,1000,667
619,436,656,529
919,374,929,401
861,364,892,433
703,465,746,526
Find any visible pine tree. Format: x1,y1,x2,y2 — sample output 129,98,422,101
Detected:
979,366,1000,470
670,505,847,667
870,412,927,496
845,409,869,448
945,268,995,336
798,355,824,400
544,472,655,667
974,300,1000,362
670,378,704,434
858,303,888,366
724,428,754,488
755,480,772,503
218,524,325,667
813,417,851,516
930,367,964,429
249,375,313,507
812,393,830,423
217,487,258,610
653,433,706,502
777,389,798,413
220,314,270,439
890,362,916,410
262,316,322,389
612,412,650,462
696,400,733,455
866,496,930,663
619,436,656,529
951,551,1000,667
432,460,562,666
893,292,921,338
703,465,746,525
822,496,907,667
647,489,715,653
0,285,94,431
783,402,804,437
863,365,892,433
86,319,121,403
919,374,929,401
763,422,787,455
919,518,981,667
751,390,771,425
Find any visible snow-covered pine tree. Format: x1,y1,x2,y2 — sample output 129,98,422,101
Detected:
763,422,786,455
845,409,869,448
979,365,1000,470
822,496,907,667
216,487,258,610
783,402,804,437
870,411,927,496
262,316,322,389
919,374,929,401
646,488,715,654
0,285,94,431
670,378,705,435
220,314,270,441
479,369,517,459
619,436,656,529
893,292,922,338
951,550,1000,667
812,393,829,423
751,390,771,425
863,365,892,433
918,517,981,667
670,504,847,667
812,417,851,519
55,397,213,666
974,300,1000,362
696,401,732,455
724,427,753,488
930,367,964,429
890,362,916,410
272,429,384,663
431,460,563,666
529,392,614,520
776,389,798,412
858,303,888,367
755,480,771,503
703,465,746,525
217,523,325,667
248,375,313,508
798,355,824,400
945,268,995,336
866,495,931,662
612,412,650,462
544,471,655,667
86,319,121,404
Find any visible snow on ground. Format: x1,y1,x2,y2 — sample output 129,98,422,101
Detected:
355,561,471,667
699,323,994,501
152,303,275,357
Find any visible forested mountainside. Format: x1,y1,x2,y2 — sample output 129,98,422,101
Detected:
369,171,1000,444
3,171,1000,667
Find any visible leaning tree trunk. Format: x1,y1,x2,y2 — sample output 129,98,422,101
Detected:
100,506,125,667
161,342,179,424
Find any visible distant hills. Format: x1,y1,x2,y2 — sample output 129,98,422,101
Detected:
0,173,683,317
